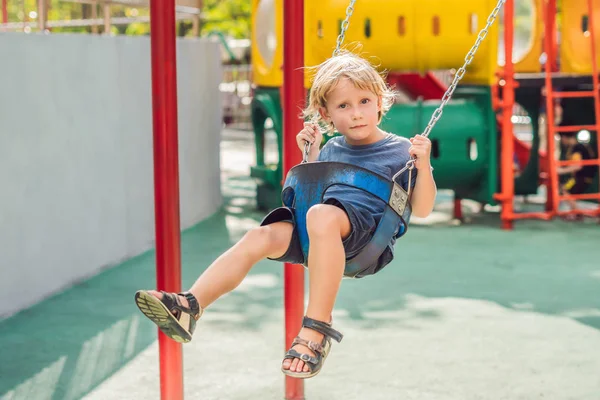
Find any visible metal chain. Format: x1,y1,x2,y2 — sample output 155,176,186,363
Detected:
302,0,356,163
303,141,311,163
306,0,505,172
393,0,505,180
333,0,357,56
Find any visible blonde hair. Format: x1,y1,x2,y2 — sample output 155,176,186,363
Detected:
303,51,396,134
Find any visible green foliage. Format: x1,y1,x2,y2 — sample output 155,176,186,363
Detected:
125,22,150,36
3,0,250,38
5,0,150,34
200,0,251,39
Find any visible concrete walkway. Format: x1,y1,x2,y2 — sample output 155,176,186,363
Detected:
1,129,600,400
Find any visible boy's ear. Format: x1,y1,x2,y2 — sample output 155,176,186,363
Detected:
377,95,383,112
318,107,330,122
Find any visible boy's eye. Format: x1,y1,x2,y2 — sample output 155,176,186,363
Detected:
338,104,347,109
361,98,370,104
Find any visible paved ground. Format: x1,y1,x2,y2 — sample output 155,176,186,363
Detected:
1,129,600,400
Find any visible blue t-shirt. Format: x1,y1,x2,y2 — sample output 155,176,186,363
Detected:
317,132,414,219
312,133,417,275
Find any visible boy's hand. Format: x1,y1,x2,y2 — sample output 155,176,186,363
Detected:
296,122,323,157
409,135,432,170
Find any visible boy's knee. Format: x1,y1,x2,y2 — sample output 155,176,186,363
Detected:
306,204,347,236
244,226,270,242
244,223,292,255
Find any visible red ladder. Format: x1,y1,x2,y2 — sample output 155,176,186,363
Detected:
543,0,600,218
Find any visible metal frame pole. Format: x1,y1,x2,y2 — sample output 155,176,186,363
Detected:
37,0,46,31
586,0,600,213
103,3,110,33
91,2,98,34
499,0,515,230
543,0,559,214
1,0,7,27
283,0,305,399
149,0,184,397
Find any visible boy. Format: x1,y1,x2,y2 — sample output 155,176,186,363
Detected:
135,51,437,379
558,130,596,215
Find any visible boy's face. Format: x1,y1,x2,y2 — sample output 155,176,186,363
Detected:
320,78,384,146
559,134,577,146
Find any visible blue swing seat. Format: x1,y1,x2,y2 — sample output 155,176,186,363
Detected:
281,161,412,278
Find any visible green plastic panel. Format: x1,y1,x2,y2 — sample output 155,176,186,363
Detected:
250,86,500,208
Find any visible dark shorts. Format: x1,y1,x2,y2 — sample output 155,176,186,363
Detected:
259,198,394,277
563,177,591,195
569,179,591,195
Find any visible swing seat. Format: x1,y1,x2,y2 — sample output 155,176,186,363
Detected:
282,161,412,278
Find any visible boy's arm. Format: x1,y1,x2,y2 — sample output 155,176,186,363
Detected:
306,146,321,162
410,164,437,218
297,123,323,162
407,135,437,218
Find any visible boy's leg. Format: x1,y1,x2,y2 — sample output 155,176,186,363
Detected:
145,221,294,309
564,180,587,219
282,204,351,373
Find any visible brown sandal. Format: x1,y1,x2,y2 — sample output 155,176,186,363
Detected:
281,316,343,379
134,290,202,343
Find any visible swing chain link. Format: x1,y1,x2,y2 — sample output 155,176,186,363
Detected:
303,0,356,163
303,141,311,163
334,0,357,56
308,0,505,175
392,0,505,181
420,0,505,140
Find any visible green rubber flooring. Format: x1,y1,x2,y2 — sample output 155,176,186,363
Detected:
1,130,599,400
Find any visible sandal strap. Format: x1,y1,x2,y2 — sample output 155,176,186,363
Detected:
302,316,343,343
159,291,179,312
160,291,201,320
178,292,202,320
284,349,319,368
291,336,324,354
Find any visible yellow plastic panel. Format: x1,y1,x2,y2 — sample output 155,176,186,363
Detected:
413,0,499,84
251,0,501,87
304,0,417,72
560,0,600,74
514,0,544,73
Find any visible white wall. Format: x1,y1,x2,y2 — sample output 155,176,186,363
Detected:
0,33,223,317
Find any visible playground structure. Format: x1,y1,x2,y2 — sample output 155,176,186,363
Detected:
249,0,600,229
1,1,599,400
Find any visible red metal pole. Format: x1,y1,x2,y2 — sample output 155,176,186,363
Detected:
543,0,559,214
1,0,7,26
499,0,516,230
283,0,305,399
149,0,184,398
453,198,463,220
586,0,600,211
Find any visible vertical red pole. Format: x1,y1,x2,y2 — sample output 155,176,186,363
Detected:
500,0,515,230
1,0,7,26
453,198,463,220
586,0,600,209
149,0,184,398
543,0,559,214
283,0,305,399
